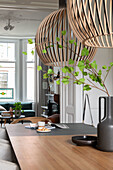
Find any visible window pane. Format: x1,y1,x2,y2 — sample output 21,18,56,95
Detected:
27,43,35,61
0,63,15,89
0,43,15,61
27,63,34,100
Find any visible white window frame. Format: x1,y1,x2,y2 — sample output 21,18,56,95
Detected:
22,39,35,102
0,38,36,102
0,39,19,101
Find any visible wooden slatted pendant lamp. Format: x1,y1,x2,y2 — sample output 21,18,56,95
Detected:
35,1,96,67
67,0,113,48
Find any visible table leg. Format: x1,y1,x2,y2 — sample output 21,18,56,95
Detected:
1,119,2,127
4,119,7,126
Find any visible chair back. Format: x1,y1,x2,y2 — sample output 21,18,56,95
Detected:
11,117,50,124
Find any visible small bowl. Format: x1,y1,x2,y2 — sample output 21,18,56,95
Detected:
72,135,97,146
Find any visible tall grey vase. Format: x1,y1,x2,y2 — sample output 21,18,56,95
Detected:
97,96,113,152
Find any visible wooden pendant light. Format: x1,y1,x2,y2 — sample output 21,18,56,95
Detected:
67,0,113,48
35,8,96,67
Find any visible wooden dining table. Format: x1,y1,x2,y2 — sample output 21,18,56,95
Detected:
5,123,113,170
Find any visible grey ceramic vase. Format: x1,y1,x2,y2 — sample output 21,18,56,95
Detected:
97,96,113,152
15,110,21,118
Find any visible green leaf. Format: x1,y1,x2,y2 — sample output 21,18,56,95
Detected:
28,39,33,44
81,48,89,56
73,80,78,84
56,37,60,41
56,80,60,85
22,52,27,55
107,66,111,72
43,73,49,79
37,66,42,71
69,40,74,44
47,69,54,74
86,59,90,64
58,44,63,48
79,78,85,83
46,45,54,48
74,80,82,85
61,30,66,35
100,83,104,87
64,76,70,79
42,49,47,54
31,50,34,55
69,59,74,65
82,71,87,76
78,61,85,71
62,78,69,85
97,76,102,84
89,73,97,82
69,67,74,72
62,67,68,73
85,63,91,69
74,71,79,76
74,80,83,85
98,69,102,76
91,60,97,70
110,62,113,67
102,65,107,69
83,85,91,91
61,66,70,73
74,42,77,46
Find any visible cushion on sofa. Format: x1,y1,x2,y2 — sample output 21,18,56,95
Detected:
0,160,19,170
21,102,32,110
0,103,9,111
0,143,16,162
21,110,35,117
0,128,8,140
7,102,15,111
0,106,6,111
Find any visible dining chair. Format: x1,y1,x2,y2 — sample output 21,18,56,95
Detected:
0,159,19,170
11,117,50,124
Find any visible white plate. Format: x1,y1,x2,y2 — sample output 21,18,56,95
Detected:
37,129,51,133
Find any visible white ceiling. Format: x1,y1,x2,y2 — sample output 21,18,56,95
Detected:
0,0,59,37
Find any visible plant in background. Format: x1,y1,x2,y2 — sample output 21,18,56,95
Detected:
13,102,22,111
23,31,113,96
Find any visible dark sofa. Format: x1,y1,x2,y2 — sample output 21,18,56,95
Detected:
0,102,35,117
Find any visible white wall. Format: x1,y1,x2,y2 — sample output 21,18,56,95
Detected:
60,67,83,123
84,48,113,127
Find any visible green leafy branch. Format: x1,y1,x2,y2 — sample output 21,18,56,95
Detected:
22,31,88,61
23,32,113,96
38,58,113,96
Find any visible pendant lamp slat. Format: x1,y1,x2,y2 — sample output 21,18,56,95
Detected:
35,8,96,67
67,0,113,48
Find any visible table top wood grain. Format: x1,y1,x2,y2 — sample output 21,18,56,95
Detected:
6,124,113,170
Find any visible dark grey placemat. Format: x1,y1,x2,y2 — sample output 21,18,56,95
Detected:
37,123,96,136
7,123,97,136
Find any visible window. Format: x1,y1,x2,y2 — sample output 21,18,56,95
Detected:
0,43,15,61
0,42,15,100
0,39,35,102
0,73,8,88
